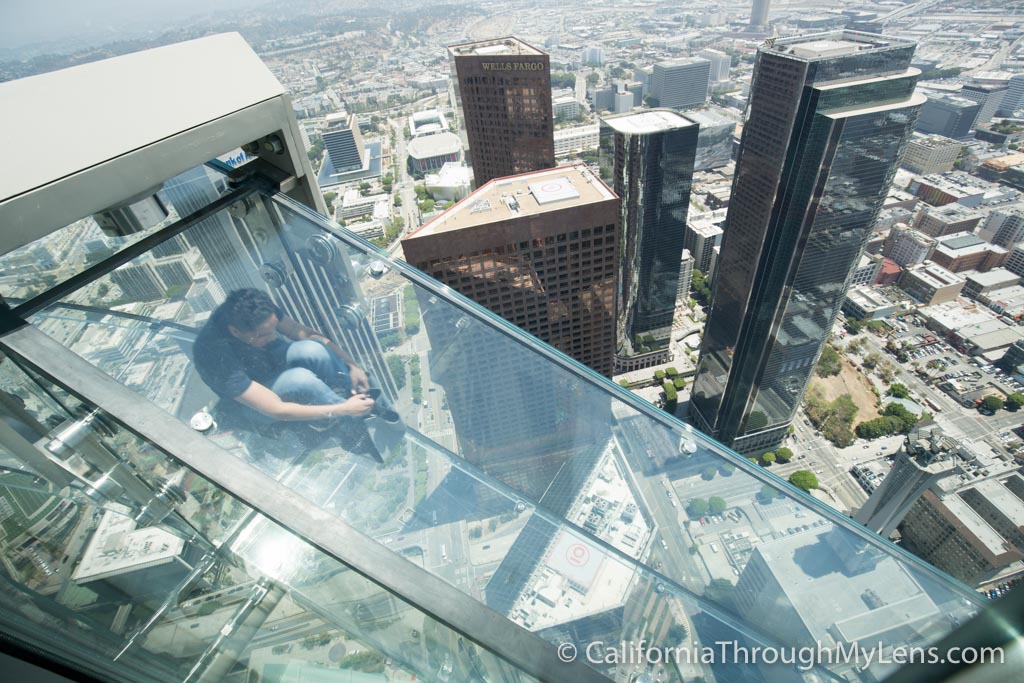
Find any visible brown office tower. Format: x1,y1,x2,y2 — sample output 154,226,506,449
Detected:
403,164,620,376
448,37,555,188
402,165,618,501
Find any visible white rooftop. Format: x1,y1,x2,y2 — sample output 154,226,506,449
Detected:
602,109,696,135
789,39,863,59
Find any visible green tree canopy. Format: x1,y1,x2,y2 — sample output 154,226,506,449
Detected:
1006,392,1024,411
760,451,776,465
887,383,910,398
789,470,819,492
687,498,708,516
701,465,717,481
708,496,727,515
775,447,793,463
982,395,1004,413
815,345,843,377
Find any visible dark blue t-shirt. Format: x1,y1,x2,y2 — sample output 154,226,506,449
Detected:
193,305,290,399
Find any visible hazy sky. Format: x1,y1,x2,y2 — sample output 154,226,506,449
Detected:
0,0,258,51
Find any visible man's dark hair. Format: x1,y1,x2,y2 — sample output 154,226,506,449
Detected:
221,289,278,331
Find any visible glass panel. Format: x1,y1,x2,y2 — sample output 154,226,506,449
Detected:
0,353,537,683
0,164,232,304
19,182,984,682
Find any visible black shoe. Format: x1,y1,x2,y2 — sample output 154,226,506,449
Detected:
365,388,403,425
346,425,383,462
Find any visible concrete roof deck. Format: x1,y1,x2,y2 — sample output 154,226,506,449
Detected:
408,165,615,238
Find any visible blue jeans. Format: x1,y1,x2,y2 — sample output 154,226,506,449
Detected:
270,339,351,408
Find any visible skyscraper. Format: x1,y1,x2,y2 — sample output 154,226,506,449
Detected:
598,110,699,372
322,112,366,174
697,49,732,83
448,37,555,188
402,165,620,376
750,0,771,29
650,58,711,110
690,32,925,455
401,165,618,498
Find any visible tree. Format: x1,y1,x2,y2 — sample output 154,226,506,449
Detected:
323,191,338,206
719,463,736,477
789,470,819,492
815,345,843,377
687,498,708,516
667,624,688,642
586,72,600,86
394,195,402,207
700,465,717,481
1006,392,1024,411
385,354,407,391
887,383,910,399
862,353,882,370
705,578,735,607
760,451,776,466
708,496,727,515
775,447,793,463
981,395,1004,413
691,269,712,304
757,485,779,504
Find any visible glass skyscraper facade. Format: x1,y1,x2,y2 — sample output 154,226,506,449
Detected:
599,110,698,372
690,32,926,455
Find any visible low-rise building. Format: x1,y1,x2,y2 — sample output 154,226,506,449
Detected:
883,223,935,266
851,253,884,287
901,134,962,175
843,286,896,320
408,109,451,138
423,162,473,203
930,232,1008,273
553,124,600,157
407,132,462,174
1006,244,1024,278
912,203,984,238
909,172,996,207
899,262,965,305
962,269,1021,300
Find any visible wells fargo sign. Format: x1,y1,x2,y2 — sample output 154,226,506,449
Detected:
481,61,546,71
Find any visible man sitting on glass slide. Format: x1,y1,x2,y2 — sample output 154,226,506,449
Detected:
193,288,395,458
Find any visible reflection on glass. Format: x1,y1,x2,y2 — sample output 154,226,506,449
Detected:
5,179,982,682
0,357,537,683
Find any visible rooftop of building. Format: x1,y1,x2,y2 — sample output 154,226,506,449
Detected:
924,92,981,108
407,132,462,159
73,504,186,582
601,109,696,135
965,268,1021,288
907,262,964,287
448,36,544,58
847,286,893,308
324,112,356,131
424,162,472,187
922,203,983,220
407,165,615,237
908,134,962,148
972,476,1024,526
940,494,1009,556
938,232,985,250
768,30,915,59
653,56,709,69
753,527,938,645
